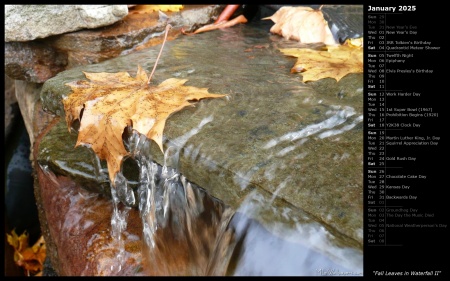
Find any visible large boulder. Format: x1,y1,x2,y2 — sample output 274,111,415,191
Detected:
5,5,129,42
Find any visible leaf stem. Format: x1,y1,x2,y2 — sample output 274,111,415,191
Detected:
147,24,172,84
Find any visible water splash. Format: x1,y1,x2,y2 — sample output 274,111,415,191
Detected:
109,177,132,274
88,148,109,184
103,116,233,275
104,115,362,276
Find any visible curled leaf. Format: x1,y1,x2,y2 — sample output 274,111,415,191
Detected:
263,6,337,45
7,230,46,276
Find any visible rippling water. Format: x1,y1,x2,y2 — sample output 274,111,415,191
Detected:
104,118,363,276
36,13,364,276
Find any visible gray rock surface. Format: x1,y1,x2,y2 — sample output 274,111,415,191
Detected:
5,5,128,42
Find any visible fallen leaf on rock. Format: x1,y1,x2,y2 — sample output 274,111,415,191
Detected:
280,43,363,82
183,14,248,35
63,66,227,184
263,6,337,45
344,37,363,48
129,5,184,14
7,230,46,276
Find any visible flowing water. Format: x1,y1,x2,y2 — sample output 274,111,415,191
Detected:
37,10,364,275
102,116,363,276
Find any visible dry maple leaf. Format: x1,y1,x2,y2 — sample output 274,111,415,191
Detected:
344,37,363,48
280,43,363,82
7,230,46,276
63,65,226,184
130,5,184,13
263,6,337,45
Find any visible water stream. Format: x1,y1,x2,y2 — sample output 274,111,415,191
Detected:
102,115,363,276
37,14,364,276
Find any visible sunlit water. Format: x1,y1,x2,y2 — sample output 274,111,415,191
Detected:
101,115,363,276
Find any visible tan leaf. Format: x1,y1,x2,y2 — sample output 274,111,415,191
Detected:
63,65,226,184
130,5,184,13
280,44,363,82
344,37,364,48
263,6,337,45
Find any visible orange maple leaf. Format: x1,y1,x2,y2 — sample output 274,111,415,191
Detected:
63,66,226,184
7,230,46,276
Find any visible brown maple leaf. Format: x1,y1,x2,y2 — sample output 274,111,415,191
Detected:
263,6,337,45
280,43,363,82
63,65,226,184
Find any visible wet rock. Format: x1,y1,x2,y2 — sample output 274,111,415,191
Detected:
46,5,222,69
4,5,222,83
33,164,143,276
33,119,230,275
37,117,112,197
13,81,44,145
5,42,68,83
4,75,18,142
5,5,128,42
42,257,58,276
33,117,140,275
8,78,55,161
39,21,364,250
